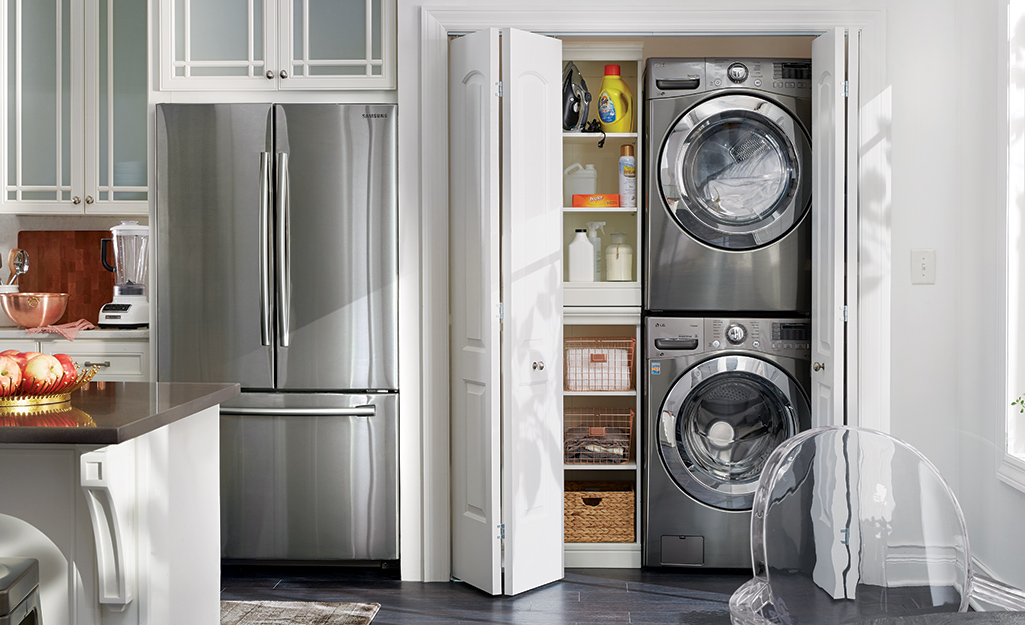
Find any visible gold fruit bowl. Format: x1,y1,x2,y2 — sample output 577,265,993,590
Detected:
0,292,69,328
0,364,101,415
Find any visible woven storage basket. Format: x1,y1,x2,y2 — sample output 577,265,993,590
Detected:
564,481,635,543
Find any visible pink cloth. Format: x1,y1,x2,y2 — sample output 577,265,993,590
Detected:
25,319,97,341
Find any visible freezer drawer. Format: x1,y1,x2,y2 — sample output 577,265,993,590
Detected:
219,393,398,561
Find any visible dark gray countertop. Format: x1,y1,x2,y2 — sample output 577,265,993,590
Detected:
0,381,240,445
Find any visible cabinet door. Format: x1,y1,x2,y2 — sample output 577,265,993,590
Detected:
810,27,848,428
449,27,563,597
277,0,395,90
2,0,81,213
88,0,148,211
159,0,277,90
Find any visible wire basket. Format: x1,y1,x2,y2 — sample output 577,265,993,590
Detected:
564,337,635,392
564,407,634,465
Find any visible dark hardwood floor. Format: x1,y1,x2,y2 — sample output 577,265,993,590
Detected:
220,565,751,624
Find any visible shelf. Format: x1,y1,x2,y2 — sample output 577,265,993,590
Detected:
564,390,636,397
564,282,641,308
565,463,637,470
563,206,637,213
564,542,642,568
563,132,638,140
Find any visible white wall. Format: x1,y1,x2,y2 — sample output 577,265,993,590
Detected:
396,0,1025,587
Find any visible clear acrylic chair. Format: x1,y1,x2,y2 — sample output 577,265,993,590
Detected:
730,426,1025,624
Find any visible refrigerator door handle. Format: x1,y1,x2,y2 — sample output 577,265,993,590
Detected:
259,152,272,346
220,405,378,417
276,151,291,348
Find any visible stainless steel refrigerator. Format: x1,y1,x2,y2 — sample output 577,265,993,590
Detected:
154,103,398,562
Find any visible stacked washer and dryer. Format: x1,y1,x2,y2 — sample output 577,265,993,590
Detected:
642,58,815,568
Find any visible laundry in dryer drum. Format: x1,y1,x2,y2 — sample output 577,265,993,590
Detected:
572,194,620,207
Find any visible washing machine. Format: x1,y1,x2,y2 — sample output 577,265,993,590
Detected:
645,58,812,313
643,316,811,568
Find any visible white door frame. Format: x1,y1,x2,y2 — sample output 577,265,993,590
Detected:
396,1,891,582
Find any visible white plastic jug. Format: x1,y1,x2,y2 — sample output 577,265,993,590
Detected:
563,163,597,206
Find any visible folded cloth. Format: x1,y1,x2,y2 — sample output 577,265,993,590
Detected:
26,319,97,341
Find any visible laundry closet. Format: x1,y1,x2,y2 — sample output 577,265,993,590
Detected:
429,10,857,595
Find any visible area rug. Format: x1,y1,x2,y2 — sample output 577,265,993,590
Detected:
221,600,380,625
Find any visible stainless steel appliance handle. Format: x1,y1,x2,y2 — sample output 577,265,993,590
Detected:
276,152,291,348
220,406,377,417
259,152,272,346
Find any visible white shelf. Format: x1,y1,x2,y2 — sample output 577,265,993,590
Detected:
562,132,638,140
563,206,637,213
565,463,637,470
564,282,641,308
564,390,636,397
564,542,642,568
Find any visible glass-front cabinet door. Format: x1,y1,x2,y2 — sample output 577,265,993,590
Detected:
3,0,147,214
161,0,277,90
277,0,392,90
159,0,395,90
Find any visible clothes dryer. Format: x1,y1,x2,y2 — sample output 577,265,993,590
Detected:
645,58,812,313
644,316,811,568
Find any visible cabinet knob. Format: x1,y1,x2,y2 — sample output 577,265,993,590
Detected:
280,70,289,79
532,361,545,371
72,196,81,205
85,195,94,205
83,361,111,368
266,70,275,80
813,362,825,372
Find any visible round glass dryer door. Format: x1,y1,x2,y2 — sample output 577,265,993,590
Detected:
658,94,811,251
656,354,810,511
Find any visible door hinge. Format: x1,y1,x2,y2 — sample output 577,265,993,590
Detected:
498,523,505,540
497,302,504,320
496,81,503,98
843,305,848,323
844,80,849,98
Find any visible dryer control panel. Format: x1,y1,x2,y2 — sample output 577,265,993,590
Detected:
646,316,811,360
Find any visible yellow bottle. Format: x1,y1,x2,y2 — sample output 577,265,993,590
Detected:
597,64,634,133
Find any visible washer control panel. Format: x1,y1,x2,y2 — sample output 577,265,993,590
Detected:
646,316,811,359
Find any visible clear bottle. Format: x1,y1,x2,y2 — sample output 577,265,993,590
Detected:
568,229,595,282
605,233,634,282
585,221,606,281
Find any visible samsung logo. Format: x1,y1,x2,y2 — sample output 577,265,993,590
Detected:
363,113,389,119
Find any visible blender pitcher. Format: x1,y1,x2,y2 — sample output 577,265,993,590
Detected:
99,221,150,327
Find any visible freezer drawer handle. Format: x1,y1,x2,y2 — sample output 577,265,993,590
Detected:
220,405,377,417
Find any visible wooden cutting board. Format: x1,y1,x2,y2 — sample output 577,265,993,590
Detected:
15,231,118,325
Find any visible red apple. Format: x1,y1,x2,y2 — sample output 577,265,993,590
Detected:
52,353,78,391
0,354,21,396
0,350,27,372
22,354,63,395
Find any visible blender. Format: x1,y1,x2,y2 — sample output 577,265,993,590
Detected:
99,221,149,328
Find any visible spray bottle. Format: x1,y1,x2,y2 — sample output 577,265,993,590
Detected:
585,221,606,281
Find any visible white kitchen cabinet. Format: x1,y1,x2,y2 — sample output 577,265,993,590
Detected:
1,0,148,215
0,336,150,382
159,0,395,91
41,339,150,382
562,44,642,308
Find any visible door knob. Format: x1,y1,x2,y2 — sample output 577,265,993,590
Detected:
266,70,274,79
85,195,94,204
532,361,545,371
813,362,825,371
280,70,289,79
72,196,81,205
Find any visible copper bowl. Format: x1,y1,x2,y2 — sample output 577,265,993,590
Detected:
0,292,68,328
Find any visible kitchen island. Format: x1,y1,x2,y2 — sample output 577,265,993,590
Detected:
0,381,239,625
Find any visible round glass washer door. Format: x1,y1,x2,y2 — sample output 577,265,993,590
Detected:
657,354,810,511
658,94,811,251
